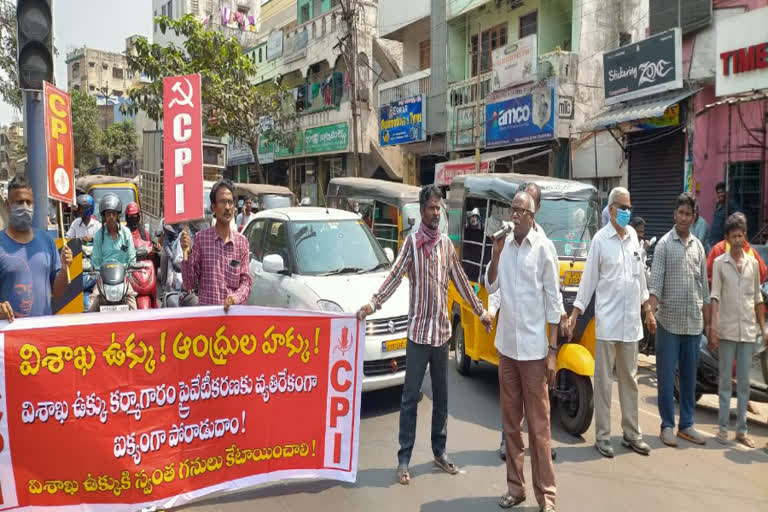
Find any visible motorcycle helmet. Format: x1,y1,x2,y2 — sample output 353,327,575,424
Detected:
76,194,94,218
125,202,141,231
99,193,122,219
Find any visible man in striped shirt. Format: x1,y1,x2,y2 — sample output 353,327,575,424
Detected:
358,185,492,486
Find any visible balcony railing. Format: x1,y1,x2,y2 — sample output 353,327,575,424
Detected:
448,71,494,108
283,9,343,62
378,69,431,105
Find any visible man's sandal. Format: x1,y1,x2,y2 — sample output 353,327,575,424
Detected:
433,454,459,475
498,492,526,508
396,465,410,485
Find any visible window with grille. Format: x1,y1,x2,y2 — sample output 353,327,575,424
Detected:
313,0,322,19
471,23,507,77
191,0,199,14
519,12,537,39
167,1,173,19
419,40,431,70
113,68,123,79
728,161,762,240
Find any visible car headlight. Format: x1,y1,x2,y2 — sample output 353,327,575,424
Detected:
317,300,344,313
104,284,124,303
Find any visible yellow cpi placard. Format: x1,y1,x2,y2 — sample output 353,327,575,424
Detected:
43,82,75,205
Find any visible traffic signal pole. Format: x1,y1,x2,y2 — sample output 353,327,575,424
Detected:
24,91,48,230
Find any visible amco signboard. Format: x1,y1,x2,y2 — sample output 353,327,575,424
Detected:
603,28,683,105
379,94,426,146
485,85,555,148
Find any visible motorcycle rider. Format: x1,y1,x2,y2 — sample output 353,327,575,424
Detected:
66,194,101,242
126,202,150,242
89,193,137,311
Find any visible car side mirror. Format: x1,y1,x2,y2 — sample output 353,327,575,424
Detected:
263,254,285,274
384,247,394,263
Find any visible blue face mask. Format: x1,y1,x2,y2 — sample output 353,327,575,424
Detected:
616,208,631,228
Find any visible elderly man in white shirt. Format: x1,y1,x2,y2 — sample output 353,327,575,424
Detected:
568,187,654,458
486,191,561,512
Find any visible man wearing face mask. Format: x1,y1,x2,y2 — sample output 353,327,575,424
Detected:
569,187,653,458
0,175,73,322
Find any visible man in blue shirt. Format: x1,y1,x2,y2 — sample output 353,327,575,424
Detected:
0,175,72,322
88,193,137,311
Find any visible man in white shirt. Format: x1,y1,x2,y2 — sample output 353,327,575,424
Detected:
236,197,258,229
493,181,568,461
568,187,654,458
66,194,101,242
485,191,561,512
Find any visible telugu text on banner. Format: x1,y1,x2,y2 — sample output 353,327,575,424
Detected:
0,306,364,511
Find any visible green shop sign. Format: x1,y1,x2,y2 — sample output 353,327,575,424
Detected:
258,123,348,160
304,122,348,154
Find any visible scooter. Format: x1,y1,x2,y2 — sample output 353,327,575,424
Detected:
89,262,137,312
129,237,158,309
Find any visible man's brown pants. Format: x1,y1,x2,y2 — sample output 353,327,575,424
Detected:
499,353,556,508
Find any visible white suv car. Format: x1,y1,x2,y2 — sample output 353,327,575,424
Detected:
243,207,410,392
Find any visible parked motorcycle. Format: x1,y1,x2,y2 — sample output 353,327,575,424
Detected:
89,262,138,312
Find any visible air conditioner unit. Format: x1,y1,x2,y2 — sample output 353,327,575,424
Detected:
508,0,524,8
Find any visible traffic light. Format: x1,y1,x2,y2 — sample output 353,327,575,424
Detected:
16,0,53,90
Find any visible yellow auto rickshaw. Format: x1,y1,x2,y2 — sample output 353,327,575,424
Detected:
232,183,295,212
325,177,447,256
75,175,140,221
446,173,599,436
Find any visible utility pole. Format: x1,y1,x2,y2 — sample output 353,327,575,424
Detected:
474,23,482,176
338,0,362,177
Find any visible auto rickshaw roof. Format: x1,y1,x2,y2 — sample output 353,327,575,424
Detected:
451,173,597,202
233,183,294,199
76,174,139,192
327,177,420,208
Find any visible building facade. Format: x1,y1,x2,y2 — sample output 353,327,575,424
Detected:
232,0,408,205
376,0,767,241
0,122,24,181
152,0,263,48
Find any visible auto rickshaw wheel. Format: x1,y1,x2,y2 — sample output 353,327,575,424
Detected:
557,370,593,436
454,320,471,375
673,372,703,403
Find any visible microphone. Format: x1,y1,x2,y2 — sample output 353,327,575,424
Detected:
492,221,514,241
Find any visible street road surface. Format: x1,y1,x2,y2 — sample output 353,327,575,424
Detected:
180,354,768,512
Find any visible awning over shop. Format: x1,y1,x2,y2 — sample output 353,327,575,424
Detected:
583,89,700,131
434,145,547,186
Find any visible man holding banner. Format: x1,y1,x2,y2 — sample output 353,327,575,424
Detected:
0,175,72,322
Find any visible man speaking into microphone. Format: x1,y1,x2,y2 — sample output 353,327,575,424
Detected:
485,191,562,512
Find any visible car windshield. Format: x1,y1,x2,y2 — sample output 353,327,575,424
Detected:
91,187,138,219
536,199,599,259
290,220,389,275
402,203,448,234
261,194,291,210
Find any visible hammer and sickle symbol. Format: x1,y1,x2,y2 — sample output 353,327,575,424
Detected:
168,78,195,108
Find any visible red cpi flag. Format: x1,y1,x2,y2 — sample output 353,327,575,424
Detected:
43,82,75,205
163,74,204,224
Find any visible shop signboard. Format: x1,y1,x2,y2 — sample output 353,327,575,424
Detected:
715,7,768,97
304,123,348,154
491,35,537,89
603,28,683,105
379,95,426,146
485,85,555,148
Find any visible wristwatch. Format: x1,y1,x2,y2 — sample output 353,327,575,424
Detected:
548,345,558,352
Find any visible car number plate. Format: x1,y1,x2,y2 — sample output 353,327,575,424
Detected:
382,339,407,353
563,270,582,286
100,304,130,312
